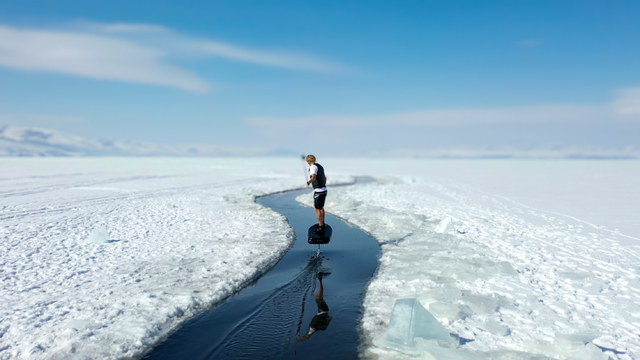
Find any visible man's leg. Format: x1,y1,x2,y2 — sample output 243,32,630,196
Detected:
315,208,324,227
313,191,326,227
316,277,324,300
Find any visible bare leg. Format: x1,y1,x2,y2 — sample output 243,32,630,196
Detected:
315,208,325,227
316,277,324,300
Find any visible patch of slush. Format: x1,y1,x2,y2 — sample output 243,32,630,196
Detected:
297,176,640,360
0,157,352,360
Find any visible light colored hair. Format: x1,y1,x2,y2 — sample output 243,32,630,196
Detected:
305,154,316,164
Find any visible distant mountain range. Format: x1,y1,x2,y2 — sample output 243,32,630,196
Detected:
0,126,297,157
0,125,637,159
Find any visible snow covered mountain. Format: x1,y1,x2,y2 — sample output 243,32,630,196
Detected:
0,126,293,157
0,126,114,156
1,125,636,158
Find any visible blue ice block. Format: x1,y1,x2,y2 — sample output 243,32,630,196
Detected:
379,298,453,355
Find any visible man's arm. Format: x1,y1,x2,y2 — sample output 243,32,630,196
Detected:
307,174,316,186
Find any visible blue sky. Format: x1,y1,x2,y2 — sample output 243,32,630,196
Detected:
1,1,639,155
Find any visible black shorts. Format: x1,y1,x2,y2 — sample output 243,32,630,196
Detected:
310,312,332,331
313,191,327,209
316,299,329,313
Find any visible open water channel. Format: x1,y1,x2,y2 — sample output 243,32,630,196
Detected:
145,182,381,359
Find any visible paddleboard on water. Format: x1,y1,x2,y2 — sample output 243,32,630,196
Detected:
308,224,332,244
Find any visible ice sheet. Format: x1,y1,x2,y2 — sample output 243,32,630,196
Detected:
0,157,352,359
297,159,640,359
3,157,639,360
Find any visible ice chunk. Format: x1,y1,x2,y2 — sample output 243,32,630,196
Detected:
496,261,518,276
568,343,608,360
480,318,510,336
86,226,109,244
434,217,453,233
409,213,425,227
556,331,600,344
461,291,498,314
524,337,602,359
375,298,453,355
429,302,468,322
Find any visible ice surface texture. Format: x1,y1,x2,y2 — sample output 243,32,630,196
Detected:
297,170,640,360
0,158,353,360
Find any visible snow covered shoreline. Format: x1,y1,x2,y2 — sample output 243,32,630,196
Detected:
299,159,640,359
0,157,352,359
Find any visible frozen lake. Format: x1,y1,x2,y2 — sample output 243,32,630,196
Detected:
1,157,638,359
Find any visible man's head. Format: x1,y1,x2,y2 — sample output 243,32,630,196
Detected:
306,155,316,164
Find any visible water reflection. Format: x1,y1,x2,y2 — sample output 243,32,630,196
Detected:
297,264,333,342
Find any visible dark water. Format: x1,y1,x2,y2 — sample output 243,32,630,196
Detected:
144,184,380,360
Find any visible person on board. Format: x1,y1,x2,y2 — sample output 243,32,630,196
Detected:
297,272,332,342
305,155,327,234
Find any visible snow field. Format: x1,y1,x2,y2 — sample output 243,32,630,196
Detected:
0,158,351,360
297,177,640,359
2,157,638,360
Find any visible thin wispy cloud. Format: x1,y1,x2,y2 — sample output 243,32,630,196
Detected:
84,21,349,73
246,89,640,153
0,22,347,92
611,87,640,117
248,104,608,130
196,41,346,73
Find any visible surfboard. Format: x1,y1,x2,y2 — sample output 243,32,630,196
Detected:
308,224,332,244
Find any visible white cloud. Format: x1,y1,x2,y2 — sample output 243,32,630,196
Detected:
0,22,347,91
611,87,640,117
0,25,211,92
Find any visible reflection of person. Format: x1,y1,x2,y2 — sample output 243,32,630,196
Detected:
305,155,327,234
297,273,332,342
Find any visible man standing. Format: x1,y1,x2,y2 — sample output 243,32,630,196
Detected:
305,155,327,233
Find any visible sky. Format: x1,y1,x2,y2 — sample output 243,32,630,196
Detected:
0,0,639,156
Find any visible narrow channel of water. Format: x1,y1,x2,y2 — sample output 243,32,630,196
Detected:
144,183,381,360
